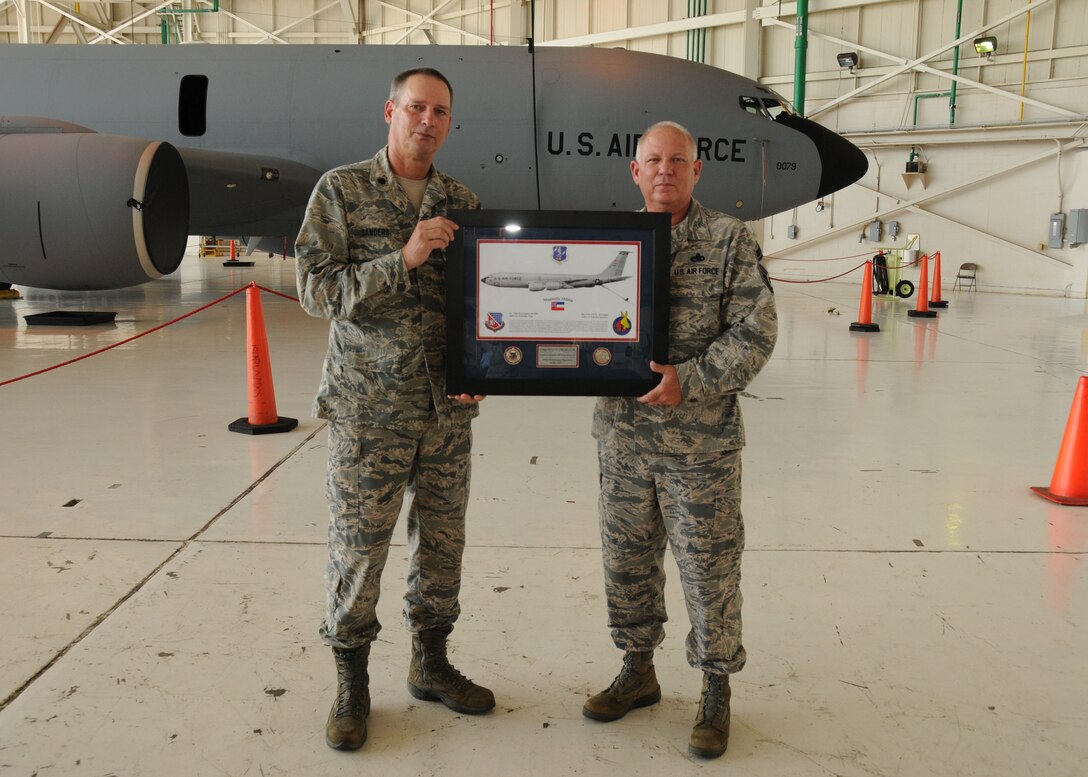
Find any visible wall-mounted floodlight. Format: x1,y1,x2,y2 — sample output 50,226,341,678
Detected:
836,52,859,73
973,36,997,57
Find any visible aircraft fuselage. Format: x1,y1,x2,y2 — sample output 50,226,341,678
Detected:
0,44,867,290
483,273,631,291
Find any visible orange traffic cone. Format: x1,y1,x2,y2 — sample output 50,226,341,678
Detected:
929,250,948,309
850,260,880,332
229,283,298,435
1031,376,1088,505
907,254,937,318
223,238,255,268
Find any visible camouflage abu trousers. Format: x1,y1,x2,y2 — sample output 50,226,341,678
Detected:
320,416,473,650
597,441,746,674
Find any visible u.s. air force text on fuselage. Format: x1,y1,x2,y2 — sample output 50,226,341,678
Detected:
546,131,749,163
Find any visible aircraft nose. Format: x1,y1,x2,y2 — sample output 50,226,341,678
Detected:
774,113,868,197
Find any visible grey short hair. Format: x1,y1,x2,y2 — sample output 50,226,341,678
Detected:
389,67,453,106
635,121,697,161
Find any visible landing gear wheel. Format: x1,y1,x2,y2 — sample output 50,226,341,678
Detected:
896,279,915,299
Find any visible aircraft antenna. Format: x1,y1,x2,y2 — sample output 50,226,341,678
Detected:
529,0,542,208
529,0,536,49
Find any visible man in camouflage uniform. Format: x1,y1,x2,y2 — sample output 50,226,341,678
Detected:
583,121,777,759
295,67,494,753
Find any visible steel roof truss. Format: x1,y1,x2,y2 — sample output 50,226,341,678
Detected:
806,0,1057,119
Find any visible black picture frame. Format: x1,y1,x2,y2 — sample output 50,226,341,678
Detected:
445,209,671,396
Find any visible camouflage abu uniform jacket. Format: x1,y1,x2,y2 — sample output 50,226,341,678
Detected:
295,146,481,431
592,198,777,454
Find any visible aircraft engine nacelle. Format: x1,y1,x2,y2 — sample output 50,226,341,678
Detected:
528,282,546,292
0,130,188,290
545,282,565,291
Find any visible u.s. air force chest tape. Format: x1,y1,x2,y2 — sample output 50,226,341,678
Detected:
671,249,722,280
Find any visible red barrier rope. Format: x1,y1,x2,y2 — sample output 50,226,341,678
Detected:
258,285,301,303
0,283,300,389
768,255,919,284
884,258,920,270
765,250,875,263
770,261,867,284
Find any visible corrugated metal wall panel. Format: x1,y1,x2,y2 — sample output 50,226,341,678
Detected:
555,0,592,39
628,0,670,54
592,0,629,33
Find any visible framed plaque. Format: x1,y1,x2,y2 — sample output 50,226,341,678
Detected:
445,209,671,396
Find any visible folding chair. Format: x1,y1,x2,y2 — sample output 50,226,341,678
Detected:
953,262,978,292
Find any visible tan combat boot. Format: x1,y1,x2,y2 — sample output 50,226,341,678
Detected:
688,672,730,758
326,644,371,751
406,629,495,714
582,651,661,722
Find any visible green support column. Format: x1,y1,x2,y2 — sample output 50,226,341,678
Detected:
793,0,809,116
950,0,963,125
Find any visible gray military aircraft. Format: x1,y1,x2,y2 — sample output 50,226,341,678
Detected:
0,44,867,291
483,250,630,291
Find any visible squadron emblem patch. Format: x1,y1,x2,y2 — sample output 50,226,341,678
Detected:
612,311,632,335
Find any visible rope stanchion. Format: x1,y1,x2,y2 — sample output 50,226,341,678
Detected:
850,261,880,332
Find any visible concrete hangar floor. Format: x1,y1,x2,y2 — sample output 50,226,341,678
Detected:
0,248,1085,777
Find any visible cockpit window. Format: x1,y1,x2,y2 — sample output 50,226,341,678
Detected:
761,97,790,119
740,94,794,119
739,95,769,117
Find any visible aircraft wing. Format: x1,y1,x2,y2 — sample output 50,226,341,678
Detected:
180,148,322,238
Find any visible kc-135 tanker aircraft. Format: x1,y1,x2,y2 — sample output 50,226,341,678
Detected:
483,251,630,291
0,44,867,291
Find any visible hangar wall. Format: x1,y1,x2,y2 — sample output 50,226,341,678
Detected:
530,0,1088,296
1,0,1085,295
751,0,1088,297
